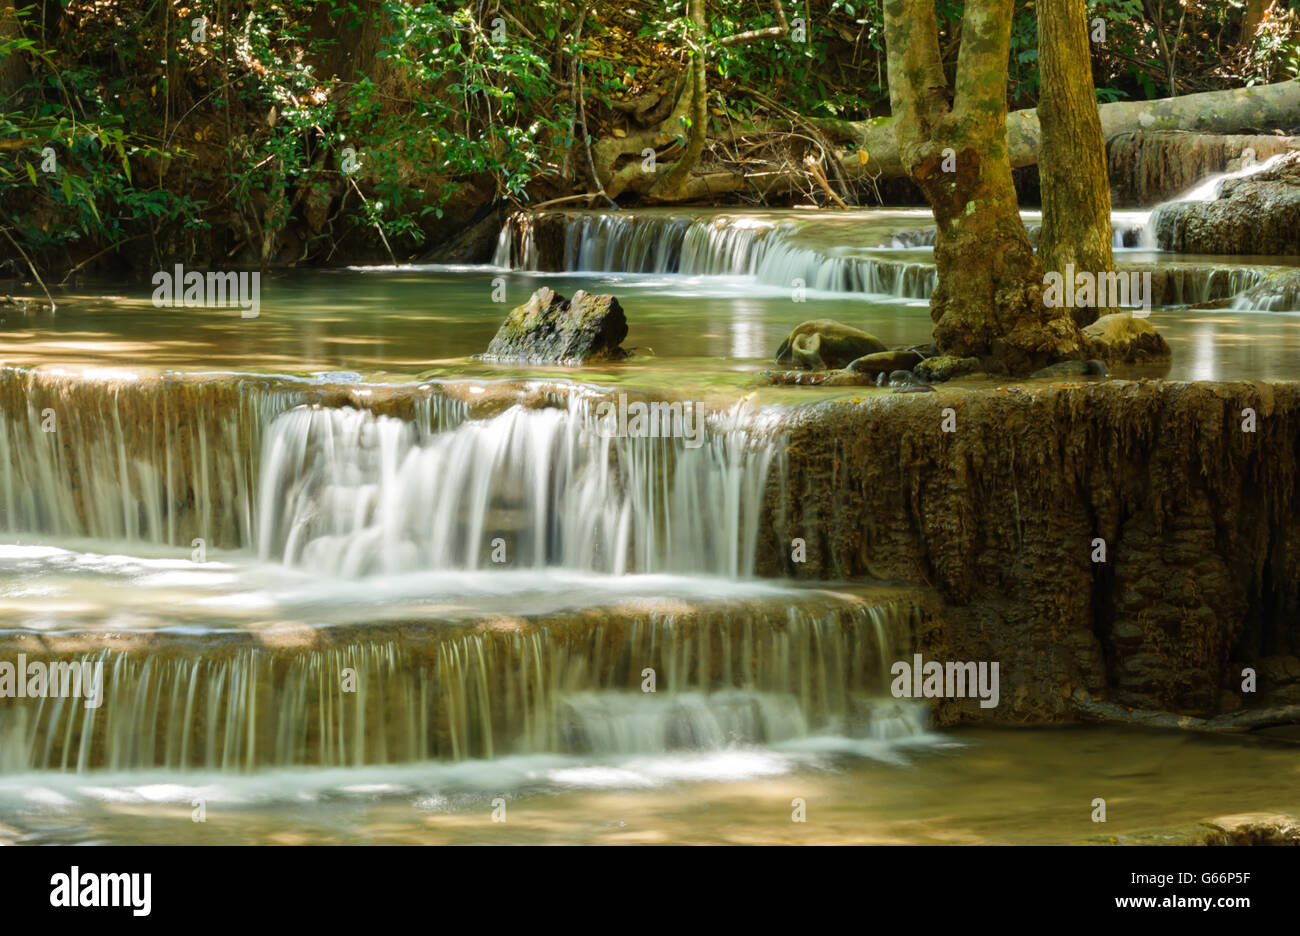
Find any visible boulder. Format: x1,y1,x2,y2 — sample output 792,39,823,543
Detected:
774,319,886,370
1083,313,1170,364
482,287,629,366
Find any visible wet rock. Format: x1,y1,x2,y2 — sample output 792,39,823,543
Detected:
845,349,924,375
888,369,926,387
914,355,980,383
482,287,630,366
1030,359,1108,379
892,384,934,394
1153,150,1300,255
1082,312,1170,364
761,369,835,386
423,203,508,264
820,371,877,387
760,380,1299,721
774,319,886,370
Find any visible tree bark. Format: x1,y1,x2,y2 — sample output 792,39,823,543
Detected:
884,0,1086,373
588,0,788,202
651,0,709,197
827,78,1300,180
1037,0,1114,327
1242,0,1272,45
0,8,29,99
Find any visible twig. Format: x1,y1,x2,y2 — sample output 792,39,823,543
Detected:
529,192,605,210
0,226,56,313
56,234,146,286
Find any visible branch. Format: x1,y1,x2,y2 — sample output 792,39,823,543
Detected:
0,226,56,313
716,0,789,46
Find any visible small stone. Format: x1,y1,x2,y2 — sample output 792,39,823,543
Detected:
888,369,926,387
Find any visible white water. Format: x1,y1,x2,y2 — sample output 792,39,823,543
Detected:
255,395,782,578
0,592,926,770
494,206,1280,308
0,368,785,578
495,211,939,299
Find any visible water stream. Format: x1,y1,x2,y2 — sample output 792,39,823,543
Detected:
4,177,1299,843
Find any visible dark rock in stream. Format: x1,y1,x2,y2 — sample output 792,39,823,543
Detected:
1030,359,1108,380
845,349,924,375
481,287,630,366
888,369,927,388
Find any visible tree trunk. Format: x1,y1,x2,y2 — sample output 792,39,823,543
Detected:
1037,0,1113,327
883,0,1086,374
0,7,31,99
1242,0,1272,44
827,78,1300,180
651,0,708,197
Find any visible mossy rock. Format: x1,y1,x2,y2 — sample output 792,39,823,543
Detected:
1083,313,1170,364
774,319,886,370
481,287,630,366
914,355,981,383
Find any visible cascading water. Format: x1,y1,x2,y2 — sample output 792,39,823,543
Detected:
0,367,934,778
254,395,780,578
0,367,468,548
496,211,939,299
1132,150,1294,249
494,209,1274,307
0,598,925,771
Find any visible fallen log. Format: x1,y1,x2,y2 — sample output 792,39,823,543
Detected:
824,78,1300,181
1072,695,1300,735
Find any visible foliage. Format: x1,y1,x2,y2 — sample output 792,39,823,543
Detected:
1,0,1297,276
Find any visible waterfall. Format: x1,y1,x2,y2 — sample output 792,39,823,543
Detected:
497,211,940,299
495,210,1271,304
0,367,468,549
0,367,786,578
0,598,924,771
255,395,782,578
1133,151,1294,249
